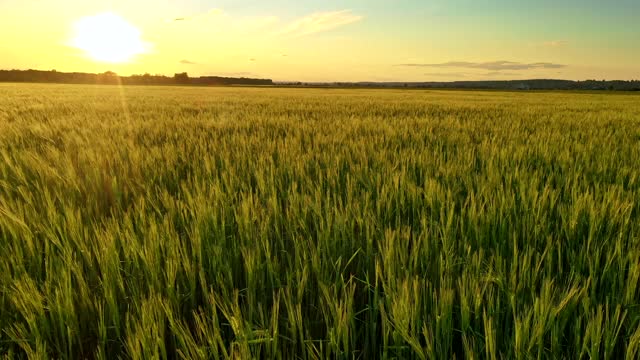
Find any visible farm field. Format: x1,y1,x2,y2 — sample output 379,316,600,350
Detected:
1,83,640,359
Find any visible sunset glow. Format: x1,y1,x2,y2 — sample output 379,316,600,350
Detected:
0,0,638,81
70,12,148,63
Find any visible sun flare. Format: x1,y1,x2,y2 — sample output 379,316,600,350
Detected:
70,12,148,63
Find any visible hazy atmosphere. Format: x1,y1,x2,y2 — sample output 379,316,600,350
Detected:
1,0,639,81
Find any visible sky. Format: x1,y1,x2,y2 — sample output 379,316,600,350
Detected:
1,0,639,82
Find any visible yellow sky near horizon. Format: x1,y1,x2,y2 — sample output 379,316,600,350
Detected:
1,0,639,82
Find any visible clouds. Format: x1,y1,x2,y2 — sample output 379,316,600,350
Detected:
398,61,569,81
543,40,569,48
423,71,521,79
169,9,362,38
423,72,467,78
277,10,363,38
167,9,278,37
399,61,567,71
179,59,196,64
167,9,222,24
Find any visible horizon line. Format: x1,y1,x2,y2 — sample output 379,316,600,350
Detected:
1,68,640,84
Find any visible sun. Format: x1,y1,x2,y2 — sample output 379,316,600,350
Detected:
70,12,148,63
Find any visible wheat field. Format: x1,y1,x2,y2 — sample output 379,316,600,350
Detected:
1,83,639,359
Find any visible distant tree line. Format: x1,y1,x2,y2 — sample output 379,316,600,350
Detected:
3,70,639,90
0,69,273,86
283,79,640,91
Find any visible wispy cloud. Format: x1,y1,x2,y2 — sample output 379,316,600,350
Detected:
179,59,197,65
168,9,278,35
423,72,467,78
399,61,567,70
167,9,221,23
543,40,569,48
173,9,223,22
278,10,363,38
168,9,362,38
422,71,523,79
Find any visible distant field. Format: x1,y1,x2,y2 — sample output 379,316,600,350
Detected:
1,83,640,359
